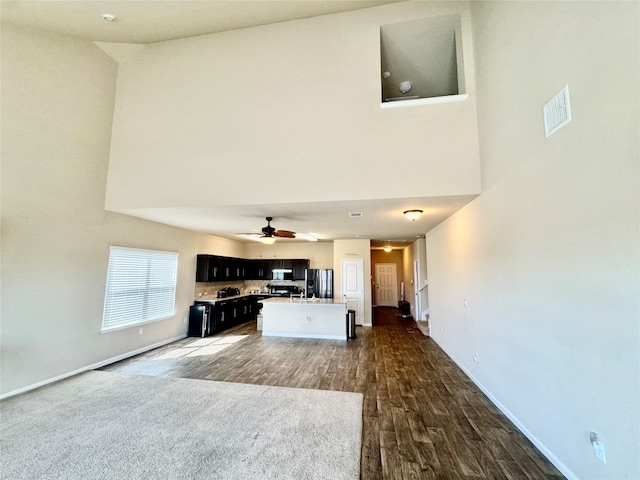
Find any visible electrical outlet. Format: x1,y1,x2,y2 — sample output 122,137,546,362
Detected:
463,298,468,307
138,327,143,335
473,353,480,364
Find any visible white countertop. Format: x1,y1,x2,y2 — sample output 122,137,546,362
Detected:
262,297,346,305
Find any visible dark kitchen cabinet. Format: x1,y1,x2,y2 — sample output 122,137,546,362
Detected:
252,260,271,280
243,296,259,320
227,258,238,280
193,295,259,336
271,259,293,270
292,259,309,280
196,254,310,283
210,301,227,331
196,255,210,282
222,257,247,281
228,298,241,323
235,258,248,280
220,256,233,281
209,255,223,281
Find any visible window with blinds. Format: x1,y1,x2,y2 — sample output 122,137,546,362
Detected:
102,246,178,332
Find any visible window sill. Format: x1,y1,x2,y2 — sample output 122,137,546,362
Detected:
101,312,176,334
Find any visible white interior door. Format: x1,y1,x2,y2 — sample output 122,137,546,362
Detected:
375,263,398,307
341,258,364,326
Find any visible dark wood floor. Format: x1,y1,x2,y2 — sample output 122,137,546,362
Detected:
101,307,564,480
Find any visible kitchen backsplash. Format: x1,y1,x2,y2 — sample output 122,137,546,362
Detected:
195,280,305,298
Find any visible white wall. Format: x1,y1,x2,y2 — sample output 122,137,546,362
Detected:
426,2,639,479
402,238,428,319
0,23,245,396
244,241,333,269
333,239,372,326
105,1,481,212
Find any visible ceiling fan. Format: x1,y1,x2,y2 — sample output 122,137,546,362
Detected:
240,217,296,244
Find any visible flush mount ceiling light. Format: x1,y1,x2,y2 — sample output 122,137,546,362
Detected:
101,13,117,22
383,246,392,253
403,209,423,221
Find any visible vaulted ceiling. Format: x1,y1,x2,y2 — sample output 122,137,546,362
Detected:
2,0,477,248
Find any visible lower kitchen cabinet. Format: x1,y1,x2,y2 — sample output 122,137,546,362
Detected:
213,301,230,332
190,296,260,337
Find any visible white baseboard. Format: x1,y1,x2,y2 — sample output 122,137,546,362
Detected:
261,332,346,340
0,334,186,400
431,337,577,480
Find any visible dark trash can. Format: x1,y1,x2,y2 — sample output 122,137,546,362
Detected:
398,301,412,319
346,309,356,339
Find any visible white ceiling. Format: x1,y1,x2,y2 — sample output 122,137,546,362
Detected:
2,0,477,248
118,195,477,248
1,0,404,44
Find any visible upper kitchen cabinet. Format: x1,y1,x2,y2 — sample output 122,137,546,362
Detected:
196,255,210,282
209,255,224,281
292,259,310,280
252,260,271,280
380,14,469,108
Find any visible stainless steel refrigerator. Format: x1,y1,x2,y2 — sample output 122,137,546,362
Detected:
304,269,334,298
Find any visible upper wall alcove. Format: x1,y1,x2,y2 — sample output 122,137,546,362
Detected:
380,14,468,108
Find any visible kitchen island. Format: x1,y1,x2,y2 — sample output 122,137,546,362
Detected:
261,297,347,340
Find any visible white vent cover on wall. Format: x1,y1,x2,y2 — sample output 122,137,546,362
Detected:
544,85,572,137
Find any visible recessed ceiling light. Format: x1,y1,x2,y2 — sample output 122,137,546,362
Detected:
355,234,368,238
348,212,363,218
101,13,117,22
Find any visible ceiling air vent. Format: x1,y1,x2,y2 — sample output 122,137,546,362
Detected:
349,212,363,218
543,85,571,137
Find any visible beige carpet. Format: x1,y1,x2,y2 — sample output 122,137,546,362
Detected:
1,371,363,479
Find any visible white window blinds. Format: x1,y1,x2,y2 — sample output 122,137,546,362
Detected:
102,246,178,332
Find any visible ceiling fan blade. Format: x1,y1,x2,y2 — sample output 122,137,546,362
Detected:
275,230,296,238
